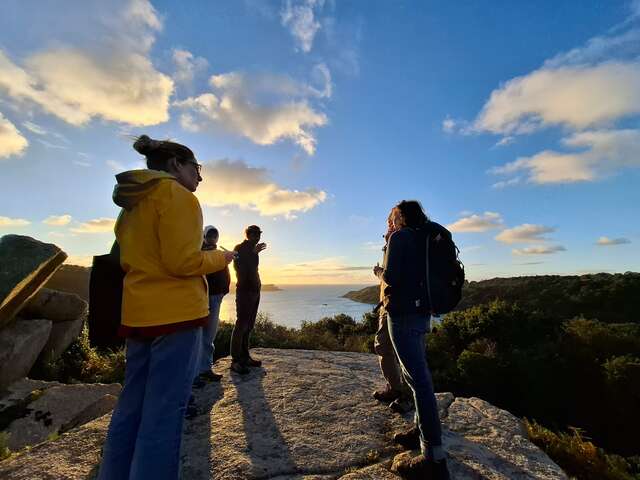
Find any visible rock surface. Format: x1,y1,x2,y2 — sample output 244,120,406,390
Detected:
0,319,52,390
0,235,67,329
37,314,86,364
0,349,566,479
20,288,88,323
1,379,121,451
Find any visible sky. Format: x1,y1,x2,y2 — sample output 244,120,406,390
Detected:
1,0,639,285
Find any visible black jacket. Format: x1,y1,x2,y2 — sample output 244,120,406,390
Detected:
233,240,261,292
380,226,430,315
203,245,230,295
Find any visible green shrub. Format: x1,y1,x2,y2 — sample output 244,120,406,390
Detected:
525,420,636,480
0,431,10,461
30,325,125,384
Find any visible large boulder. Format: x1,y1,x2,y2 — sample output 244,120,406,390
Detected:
0,379,121,451
0,235,67,329
20,288,87,323
36,314,86,364
0,319,52,391
0,349,566,479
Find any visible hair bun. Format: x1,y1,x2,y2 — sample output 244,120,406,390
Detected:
133,134,161,155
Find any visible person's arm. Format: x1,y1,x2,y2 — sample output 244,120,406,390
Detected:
381,231,405,287
157,182,227,276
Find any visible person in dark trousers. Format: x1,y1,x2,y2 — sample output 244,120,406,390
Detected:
195,225,231,383
373,212,413,414
374,200,450,480
230,225,266,375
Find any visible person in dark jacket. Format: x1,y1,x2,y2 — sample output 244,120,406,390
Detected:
230,225,266,374
196,225,231,383
374,200,450,480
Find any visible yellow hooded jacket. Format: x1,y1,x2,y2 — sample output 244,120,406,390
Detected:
113,169,226,328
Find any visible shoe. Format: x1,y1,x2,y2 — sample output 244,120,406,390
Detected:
247,356,262,367
199,370,223,382
230,361,250,375
373,387,401,403
393,426,420,450
390,396,414,414
391,453,450,480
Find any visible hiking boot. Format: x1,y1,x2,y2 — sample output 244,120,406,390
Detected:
199,370,223,382
393,426,420,450
231,361,250,375
373,387,401,403
390,396,414,414
391,453,450,480
247,356,262,367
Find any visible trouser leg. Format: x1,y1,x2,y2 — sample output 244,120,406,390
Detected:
97,338,151,480
128,327,202,480
373,313,404,392
388,312,442,456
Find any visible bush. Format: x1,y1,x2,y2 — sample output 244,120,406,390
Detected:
30,325,125,384
525,420,637,480
0,431,10,461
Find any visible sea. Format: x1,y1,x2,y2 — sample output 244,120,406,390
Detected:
218,284,376,328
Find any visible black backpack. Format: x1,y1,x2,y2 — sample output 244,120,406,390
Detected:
424,222,465,315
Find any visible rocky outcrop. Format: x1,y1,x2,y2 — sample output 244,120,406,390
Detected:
0,319,52,390
20,288,88,322
0,378,121,451
0,348,566,479
0,235,88,388
0,235,67,329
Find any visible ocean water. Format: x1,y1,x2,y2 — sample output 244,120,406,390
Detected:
218,284,376,328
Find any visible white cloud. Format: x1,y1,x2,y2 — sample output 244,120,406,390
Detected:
596,236,631,246
22,121,47,135
172,49,208,86
0,113,28,158
64,255,94,267
175,69,328,154
513,245,566,255
0,216,30,227
70,218,117,234
281,0,325,53
473,62,640,135
447,212,504,233
495,136,515,147
492,129,640,184
491,177,521,189
495,224,555,244
0,0,173,127
107,160,128,172
43,215,72,226
442,116,456,133
196,159,327,217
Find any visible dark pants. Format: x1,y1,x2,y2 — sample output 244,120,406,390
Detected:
231,290,260,363
387,312,442,456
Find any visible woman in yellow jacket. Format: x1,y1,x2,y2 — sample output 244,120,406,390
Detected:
98,135,235,480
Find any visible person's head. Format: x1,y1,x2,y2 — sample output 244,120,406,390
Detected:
203,225,219,247
393,200,429,229
133,135,202,192
245,225,262,244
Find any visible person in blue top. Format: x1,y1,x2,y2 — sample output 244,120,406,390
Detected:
374,200,450,480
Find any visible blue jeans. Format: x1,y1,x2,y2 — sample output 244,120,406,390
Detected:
387,312,442,456
198,294,224,374
98,327,202,480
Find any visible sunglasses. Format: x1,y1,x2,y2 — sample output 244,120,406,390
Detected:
183,160,202,176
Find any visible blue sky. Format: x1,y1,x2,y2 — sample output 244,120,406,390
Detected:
1,0,639,284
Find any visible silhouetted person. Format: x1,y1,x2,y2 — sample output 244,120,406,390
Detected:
195,225,231,383
230,225,266,374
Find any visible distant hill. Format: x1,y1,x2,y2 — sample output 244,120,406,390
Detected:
343,273,640,323
44,264,281,302
45,264,91,301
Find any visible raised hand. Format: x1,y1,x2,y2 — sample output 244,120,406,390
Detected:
223,251,237,264
254,242,267,254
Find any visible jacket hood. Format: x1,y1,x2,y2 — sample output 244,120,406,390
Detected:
113,169,176,210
